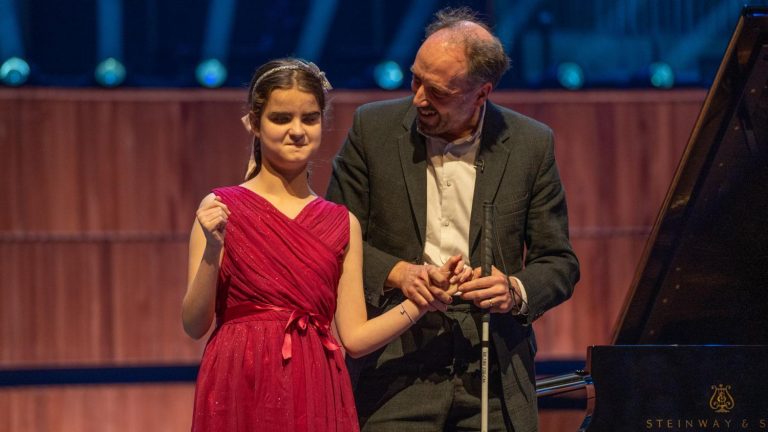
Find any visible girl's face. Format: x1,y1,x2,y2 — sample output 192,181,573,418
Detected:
256,86,322,174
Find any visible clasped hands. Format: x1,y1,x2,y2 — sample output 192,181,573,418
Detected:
391,255,524,314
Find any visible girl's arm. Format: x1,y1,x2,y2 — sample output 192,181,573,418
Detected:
334,212,468,358
182,194,230,339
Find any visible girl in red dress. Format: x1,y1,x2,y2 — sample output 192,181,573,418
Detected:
181,58,468,431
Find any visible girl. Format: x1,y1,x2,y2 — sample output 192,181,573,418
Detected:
182,58,468,431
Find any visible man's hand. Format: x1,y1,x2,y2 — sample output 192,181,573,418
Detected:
387,255,473,312
427,255,473,297
457,266,522,314
387,261,445,311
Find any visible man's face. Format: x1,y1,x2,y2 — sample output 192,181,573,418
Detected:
410,36,489,142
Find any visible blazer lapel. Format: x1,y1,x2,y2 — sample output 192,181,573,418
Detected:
469,103,512,254
398,107,427,247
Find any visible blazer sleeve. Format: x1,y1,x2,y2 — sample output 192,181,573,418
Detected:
326,106,403,308
515,129,580,325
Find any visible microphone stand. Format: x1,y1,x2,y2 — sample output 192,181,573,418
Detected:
480,202,495,432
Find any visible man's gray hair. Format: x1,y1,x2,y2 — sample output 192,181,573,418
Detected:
425,7,511,88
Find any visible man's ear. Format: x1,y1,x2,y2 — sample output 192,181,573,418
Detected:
475,82,492,106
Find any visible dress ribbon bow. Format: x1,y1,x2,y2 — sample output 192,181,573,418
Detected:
281,310,342,367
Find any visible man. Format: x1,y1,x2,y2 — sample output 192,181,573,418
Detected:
326,7,579,431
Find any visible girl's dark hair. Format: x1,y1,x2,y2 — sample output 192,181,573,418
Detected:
244,58,329,179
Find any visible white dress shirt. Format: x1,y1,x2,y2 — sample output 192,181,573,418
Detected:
423,121,482,267
419,106,528,311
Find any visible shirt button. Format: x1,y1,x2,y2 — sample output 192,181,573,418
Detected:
446,182,452,187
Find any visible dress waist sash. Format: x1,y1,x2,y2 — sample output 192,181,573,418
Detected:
219,303,342,367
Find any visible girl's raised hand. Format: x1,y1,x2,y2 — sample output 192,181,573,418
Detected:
196,196,231,248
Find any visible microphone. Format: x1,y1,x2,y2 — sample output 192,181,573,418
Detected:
474,159,485,173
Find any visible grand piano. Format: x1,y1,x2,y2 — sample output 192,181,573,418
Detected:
537,6,768,431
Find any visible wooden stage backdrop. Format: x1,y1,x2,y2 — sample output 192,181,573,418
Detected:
0,88,705,431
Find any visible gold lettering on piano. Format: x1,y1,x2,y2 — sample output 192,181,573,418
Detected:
640,384,768,430
644,418,751,429
710,384,735,413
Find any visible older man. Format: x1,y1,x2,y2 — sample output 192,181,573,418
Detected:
327,7,579,431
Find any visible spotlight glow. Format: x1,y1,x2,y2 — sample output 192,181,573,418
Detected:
374,61,403,90
95,58,126,87
557,62,584,90
0,57,30,86
196,59,227,88
649,62,674,89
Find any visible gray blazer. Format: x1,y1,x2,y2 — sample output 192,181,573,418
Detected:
327,97,579,432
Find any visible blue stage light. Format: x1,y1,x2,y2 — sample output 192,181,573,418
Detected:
196,59,227,88
649,62,674,89
557,62,584,90
0,57,30,86
374,61,403,90
95,58,126,87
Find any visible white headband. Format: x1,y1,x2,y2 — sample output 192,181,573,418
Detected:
253,61,333,93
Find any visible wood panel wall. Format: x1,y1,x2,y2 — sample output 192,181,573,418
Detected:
0,88,706,431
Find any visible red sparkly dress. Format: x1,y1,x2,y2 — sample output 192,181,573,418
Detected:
191,186,359,432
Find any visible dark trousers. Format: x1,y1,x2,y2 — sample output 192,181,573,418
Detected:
351,304,514,431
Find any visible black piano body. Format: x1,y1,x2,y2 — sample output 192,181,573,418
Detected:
538,6,768,431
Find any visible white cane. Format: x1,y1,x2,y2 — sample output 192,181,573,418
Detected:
480,202,495,432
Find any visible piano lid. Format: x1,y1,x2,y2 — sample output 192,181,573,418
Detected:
613,6,768,345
